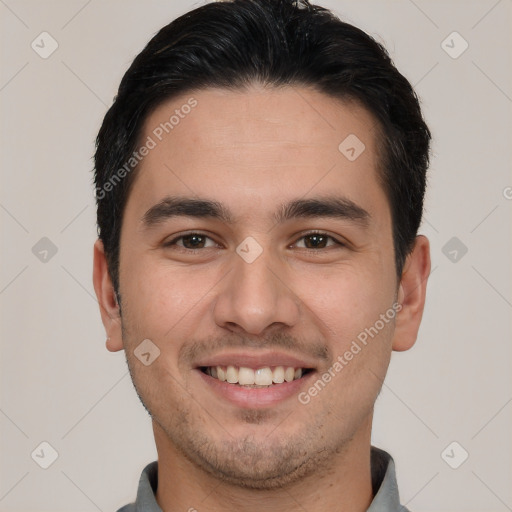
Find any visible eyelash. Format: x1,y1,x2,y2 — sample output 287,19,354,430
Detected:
163,231,344,251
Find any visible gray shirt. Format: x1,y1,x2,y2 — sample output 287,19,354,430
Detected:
117,446,410,512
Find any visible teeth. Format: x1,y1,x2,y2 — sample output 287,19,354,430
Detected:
272,366,285,383
255,367,273,385
284,367,295,382
205,365,305,385
239,367,255,385
226,365,238,384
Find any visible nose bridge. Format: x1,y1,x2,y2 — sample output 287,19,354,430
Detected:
213,245,300,335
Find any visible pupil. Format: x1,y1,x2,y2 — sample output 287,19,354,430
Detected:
184,235,204,248
306,234,326,248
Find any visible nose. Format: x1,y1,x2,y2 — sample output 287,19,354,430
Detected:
213,249,301,337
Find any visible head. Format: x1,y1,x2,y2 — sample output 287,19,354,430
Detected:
93,0,430,489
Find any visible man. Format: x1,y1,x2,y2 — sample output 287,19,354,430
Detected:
92,0,431,510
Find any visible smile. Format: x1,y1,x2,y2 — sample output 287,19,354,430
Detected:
201,365,311,387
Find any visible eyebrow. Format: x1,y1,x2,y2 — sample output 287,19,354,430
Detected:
141,195,370,228
273,196,370,226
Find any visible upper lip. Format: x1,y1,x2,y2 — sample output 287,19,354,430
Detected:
195,350,317,370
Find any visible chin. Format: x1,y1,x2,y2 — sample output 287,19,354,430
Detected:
194,443,326,490
161,417,336,490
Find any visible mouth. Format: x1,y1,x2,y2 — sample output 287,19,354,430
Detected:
199,365,313,388
194,351,318,408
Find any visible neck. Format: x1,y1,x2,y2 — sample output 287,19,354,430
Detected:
153,419,374,512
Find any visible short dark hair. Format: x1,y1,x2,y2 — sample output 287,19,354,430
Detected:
94,0,431,294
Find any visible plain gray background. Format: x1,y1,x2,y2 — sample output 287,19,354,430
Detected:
1,1,511,511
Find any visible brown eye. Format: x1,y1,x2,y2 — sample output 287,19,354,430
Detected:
181,234,207,249
294,233,341,249
164,233,217,250
303,234,328,248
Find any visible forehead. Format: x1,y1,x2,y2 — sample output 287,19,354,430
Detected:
127,85,387,223
143,85,379,156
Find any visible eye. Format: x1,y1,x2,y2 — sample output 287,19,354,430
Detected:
163,231,344,252
293,232,343,249
164,233,218,250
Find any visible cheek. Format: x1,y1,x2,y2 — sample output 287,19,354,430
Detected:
125,350,188,425
120,253,208,335
304,268,395,406
296,262,396,342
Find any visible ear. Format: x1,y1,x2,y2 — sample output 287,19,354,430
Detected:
93,239,124,352
392,235,431,352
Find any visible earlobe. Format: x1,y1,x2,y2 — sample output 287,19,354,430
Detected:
392,235,431,352
106,336,120,351
92,239,124,352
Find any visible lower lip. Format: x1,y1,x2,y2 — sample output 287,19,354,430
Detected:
195,369,315,408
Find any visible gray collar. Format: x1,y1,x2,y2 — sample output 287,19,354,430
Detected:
118,446,409,512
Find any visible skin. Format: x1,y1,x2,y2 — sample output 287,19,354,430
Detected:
93,85,430,512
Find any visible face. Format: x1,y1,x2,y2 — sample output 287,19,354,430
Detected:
94,85,429,489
